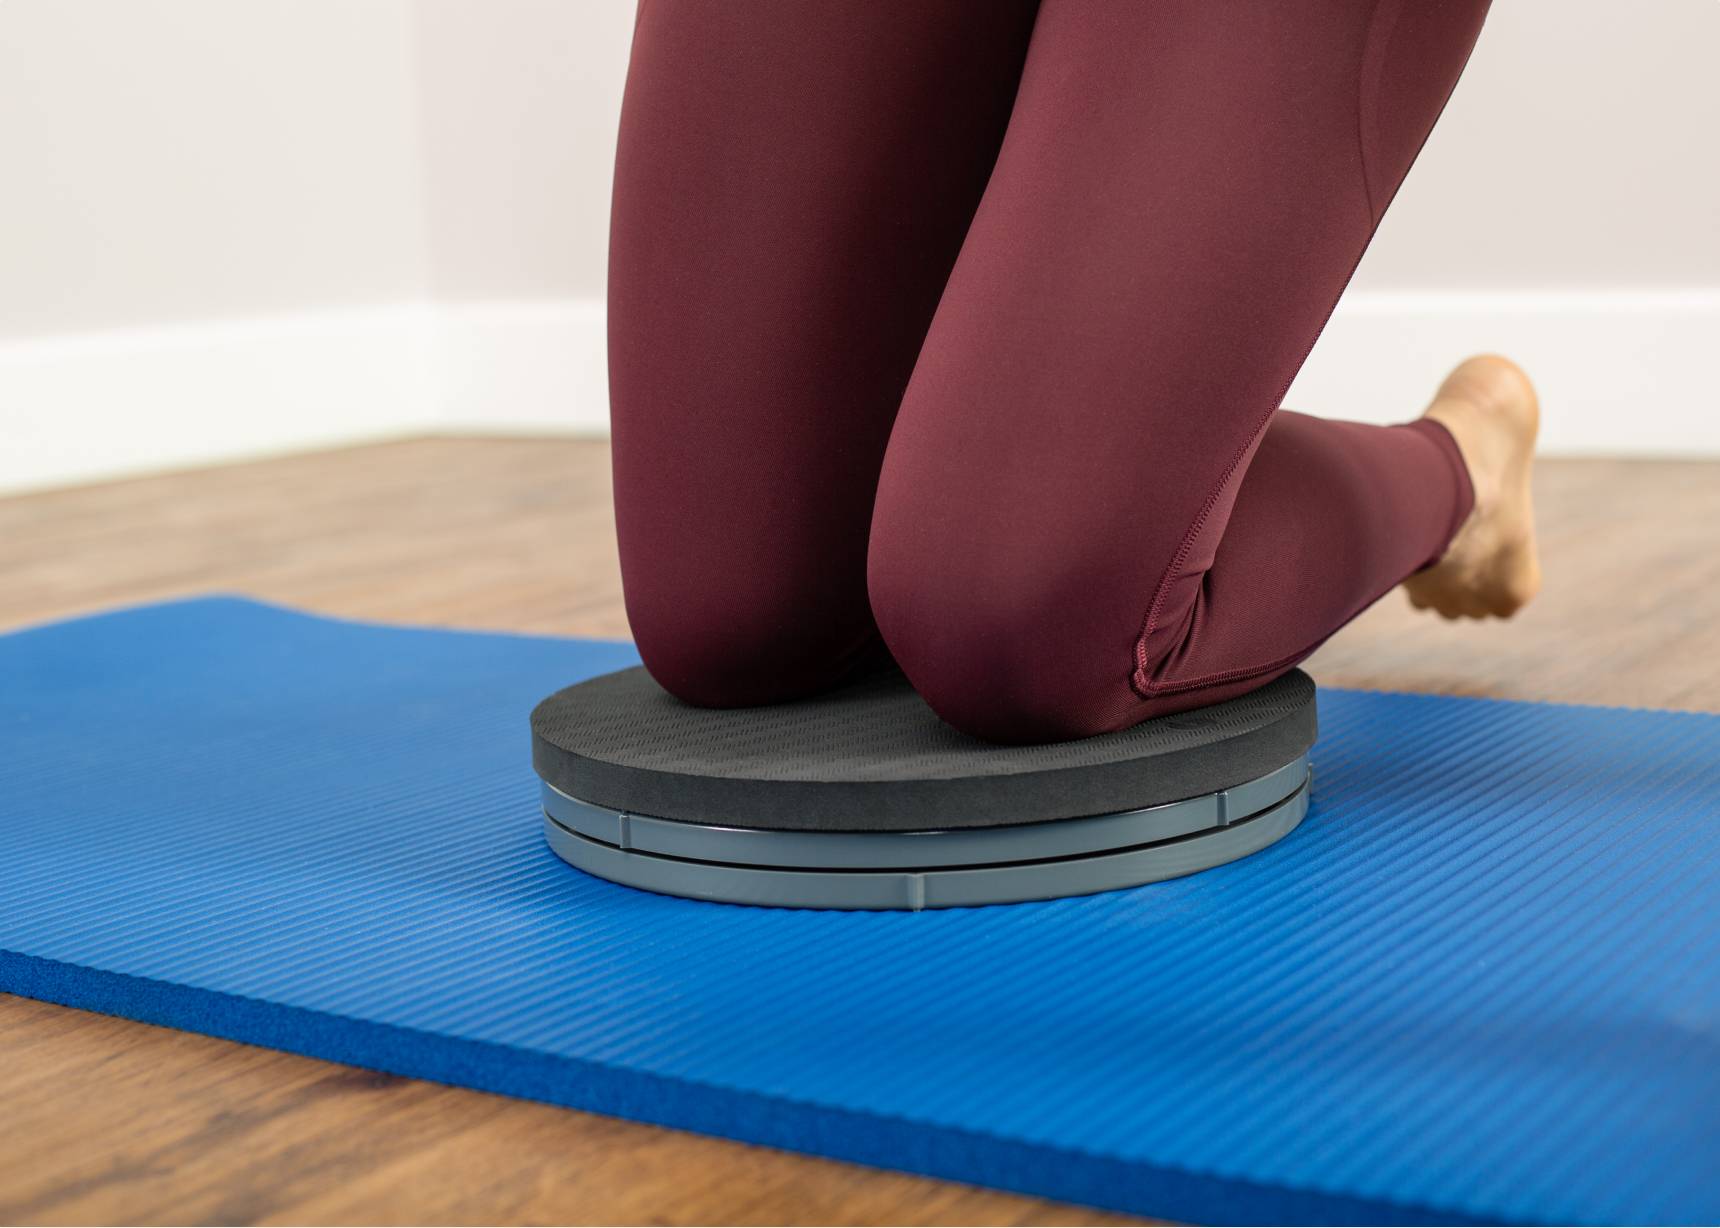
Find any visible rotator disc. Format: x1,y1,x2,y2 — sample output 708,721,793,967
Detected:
531,665,1316,910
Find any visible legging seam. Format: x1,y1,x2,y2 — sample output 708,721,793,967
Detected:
1138,564,1402,696
1139,642,1322,697
1129,404,1279,700
1353,0,1398,227
1130,3,1486,704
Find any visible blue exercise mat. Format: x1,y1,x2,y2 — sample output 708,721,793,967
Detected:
3,598,1717,1225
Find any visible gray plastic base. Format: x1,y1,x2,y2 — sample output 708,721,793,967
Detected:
542,752,1309,870
543,770,1310,911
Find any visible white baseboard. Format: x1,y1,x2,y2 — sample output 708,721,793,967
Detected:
431,299,609,434
2,290,1716,493
0,300,614,494
0,305,437,494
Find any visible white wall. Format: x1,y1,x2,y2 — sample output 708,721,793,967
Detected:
0,0,440,489
0,0,429,338
412,0,632,303
1354,1,1720,291
1,0,1716,493
409,0,633,433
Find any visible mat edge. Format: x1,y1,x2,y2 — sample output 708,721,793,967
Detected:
0,949,1492,1227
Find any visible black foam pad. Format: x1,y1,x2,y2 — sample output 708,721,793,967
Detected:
531,666,1317,833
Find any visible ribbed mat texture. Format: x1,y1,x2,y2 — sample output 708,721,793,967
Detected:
3,599,1717,1225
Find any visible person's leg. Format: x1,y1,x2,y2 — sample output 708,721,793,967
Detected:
868,0,1529,743
609,0,1038,708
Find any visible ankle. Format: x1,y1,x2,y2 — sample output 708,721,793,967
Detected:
1423,396,1498,516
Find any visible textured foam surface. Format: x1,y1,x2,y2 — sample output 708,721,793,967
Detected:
532,665,1315,829
4,598,1720,1226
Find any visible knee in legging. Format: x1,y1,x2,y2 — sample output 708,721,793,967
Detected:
866,518,1126,746
626,569,873,710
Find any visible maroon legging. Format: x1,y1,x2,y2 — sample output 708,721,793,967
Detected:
609,0,1486,743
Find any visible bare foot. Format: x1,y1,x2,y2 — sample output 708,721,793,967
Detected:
1403,355,1542,620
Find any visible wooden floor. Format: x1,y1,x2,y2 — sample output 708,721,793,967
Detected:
2,437,1717,1226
